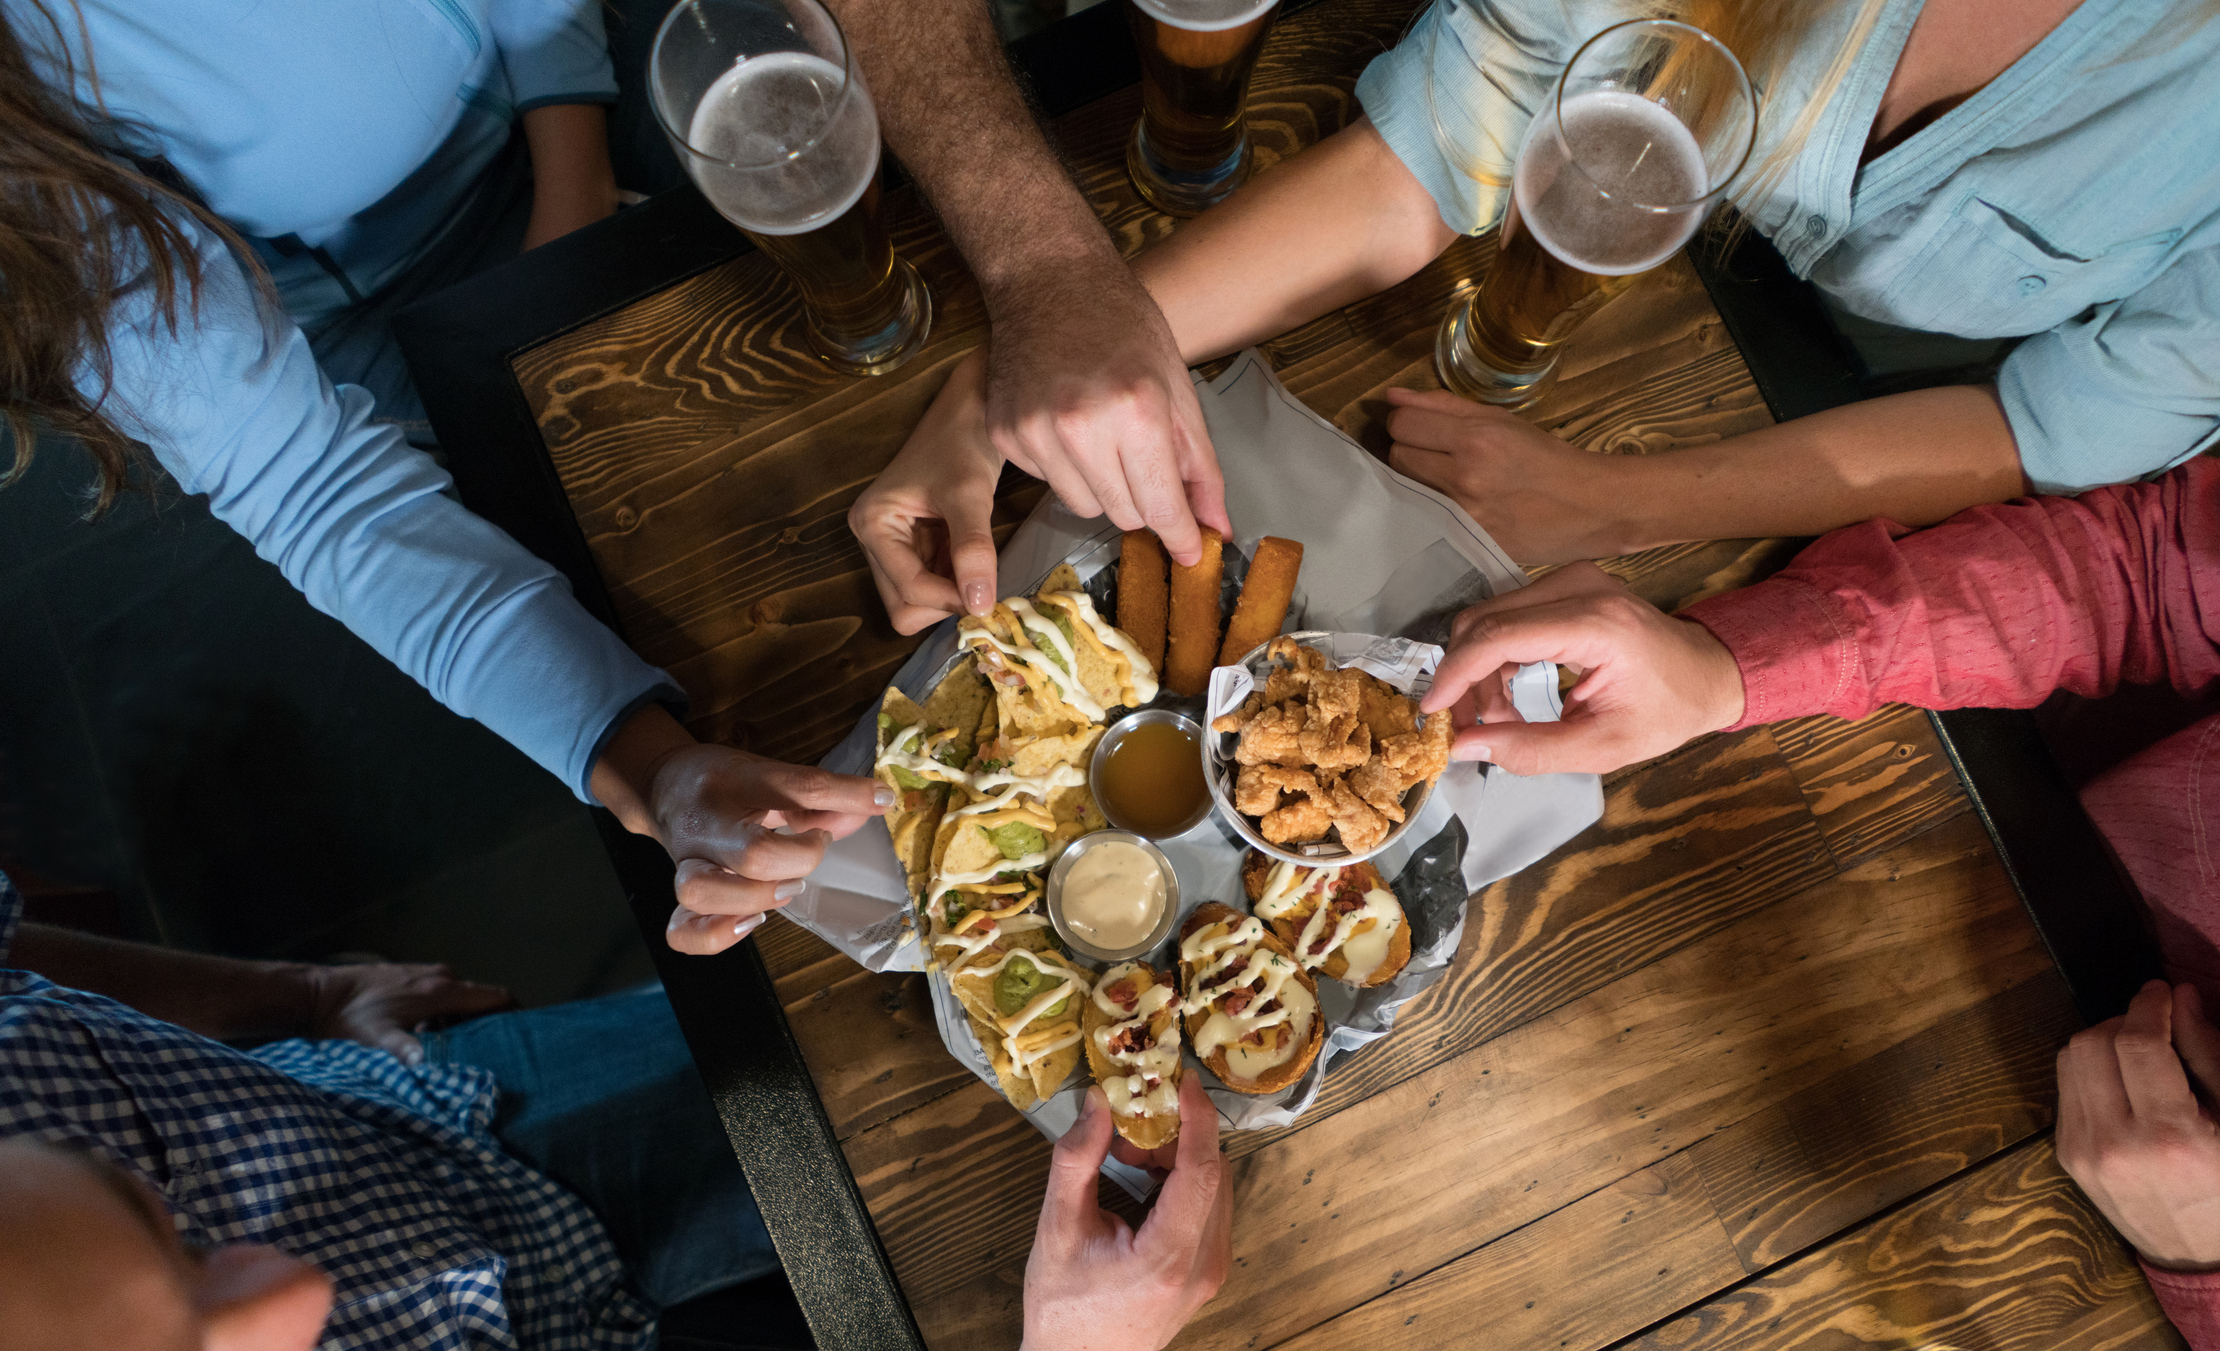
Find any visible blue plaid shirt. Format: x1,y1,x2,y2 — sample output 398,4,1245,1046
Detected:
0,874,652,1350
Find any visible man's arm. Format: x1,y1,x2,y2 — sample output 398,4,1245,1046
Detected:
8,925,511,1059
1418,459,2220,777
829,0,1226,568
521,103,619,250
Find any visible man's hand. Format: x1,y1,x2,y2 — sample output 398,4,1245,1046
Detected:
981,263,1228,568
1421,561,1746,776
1384,387,1629,566
302,963,514,1065
1023,1077,1231,1351
589,705,892,954
2057,980,2220,1272
850,353,1006,632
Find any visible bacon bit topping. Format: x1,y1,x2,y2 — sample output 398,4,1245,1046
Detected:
1107,1024,1150,1056
1105,978,1139,1010
1220,989,1255,1017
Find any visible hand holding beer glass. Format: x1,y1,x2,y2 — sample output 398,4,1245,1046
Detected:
1437,20,1755,407
1126,0,1280,216
650,0,931,375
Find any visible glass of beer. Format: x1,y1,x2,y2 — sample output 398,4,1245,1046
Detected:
650,0,931,376
1436,19,1755,407
1125,0,1280,217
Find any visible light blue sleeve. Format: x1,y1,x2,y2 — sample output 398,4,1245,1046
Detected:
1998,244,2220,494
1356,0,1606,237
109,217,679,801
488,0,619,112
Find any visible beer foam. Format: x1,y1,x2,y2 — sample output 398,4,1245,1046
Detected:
687,51,878,236
1515,91,1709,276
1131,0,1277,31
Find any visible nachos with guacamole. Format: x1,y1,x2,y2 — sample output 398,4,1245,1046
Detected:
869,565,1158,1110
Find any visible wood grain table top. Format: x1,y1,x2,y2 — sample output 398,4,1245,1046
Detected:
499,1,2183,1345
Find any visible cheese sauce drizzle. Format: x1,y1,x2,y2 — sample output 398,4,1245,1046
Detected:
1091,964,1182,1119
1039,590,1160,706
954,947,1093,1072
1252,859,1404,984
1177,918,1316,1079
960,602,1107,721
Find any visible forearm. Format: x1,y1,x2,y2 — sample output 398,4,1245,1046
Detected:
1133,118,1457,363
1608,385,2029,554
1685,464,2215,727
588,702,699,845
831,0,1117,303
521,103,617,248
12,924,313,1042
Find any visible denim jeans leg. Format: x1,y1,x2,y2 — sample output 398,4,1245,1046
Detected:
424,985,779,1307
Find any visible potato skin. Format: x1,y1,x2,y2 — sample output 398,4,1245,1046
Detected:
1083,963,1182,1149
1177,902,1322,1094
1240,853,1411,988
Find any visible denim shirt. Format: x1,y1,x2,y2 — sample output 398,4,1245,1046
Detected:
1359,0,2220,493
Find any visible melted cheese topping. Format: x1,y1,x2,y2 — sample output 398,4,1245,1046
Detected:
874,724,968,784
1039,590,1160,706
960,603,1107,721
927,850,1051,908
1177,919,1316,1082
1090,964,1182,1119
953,947,1093,1072
1253,861,1404,985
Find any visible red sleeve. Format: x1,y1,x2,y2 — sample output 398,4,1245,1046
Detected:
2143,1261,2220,1349
1682,459,2220,731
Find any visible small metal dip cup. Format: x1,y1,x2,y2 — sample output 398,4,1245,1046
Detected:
1089,709,1215,839
1048,829,1181,963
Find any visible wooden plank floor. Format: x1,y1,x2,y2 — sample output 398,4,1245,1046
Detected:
510,1,2182,1346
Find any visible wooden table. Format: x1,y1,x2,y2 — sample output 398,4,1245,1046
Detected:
397,2,2183,1346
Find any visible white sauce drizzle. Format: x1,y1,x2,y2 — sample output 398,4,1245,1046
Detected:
1252,860,1404,985
960,605,1106,721
1040,590,1160,706
1177,918,1316,1080
952,947,1093,1072
927,850,1051,908
1090,964,1182,1119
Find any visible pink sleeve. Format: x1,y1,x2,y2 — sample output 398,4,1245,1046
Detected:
2143,1261,2220,1349
1682,459,2220,731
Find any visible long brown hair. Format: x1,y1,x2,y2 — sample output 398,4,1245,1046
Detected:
0,0,259,515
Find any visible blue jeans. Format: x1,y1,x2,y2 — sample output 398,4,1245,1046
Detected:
423,985,779,1308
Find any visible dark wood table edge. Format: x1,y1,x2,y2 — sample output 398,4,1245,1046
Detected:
1688,234,2164,1025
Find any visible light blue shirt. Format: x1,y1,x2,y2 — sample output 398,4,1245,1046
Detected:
15,0,620,321
1359,0,2220,493
11,0,673,799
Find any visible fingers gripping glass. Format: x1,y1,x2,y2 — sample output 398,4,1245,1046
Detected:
650,0,932,375
1434,18,1757,408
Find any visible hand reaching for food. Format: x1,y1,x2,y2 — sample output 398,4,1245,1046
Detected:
1022,1077,1231,1351
1382,386,1631,566
850,355,1009,634
1421,562,1745,777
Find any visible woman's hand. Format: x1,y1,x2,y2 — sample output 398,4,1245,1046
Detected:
589,705,892,954
1022,1078,1231,1351
1384,387,1631,565
303,962,515,1064
2057,981,2220,1272
1421,561,1745,776
850,351,1008,633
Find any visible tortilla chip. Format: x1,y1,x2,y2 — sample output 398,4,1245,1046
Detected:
876,690,949,902
969,1010,1039,1111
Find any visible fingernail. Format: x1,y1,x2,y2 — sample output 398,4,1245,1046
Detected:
733,915,765,939
773,879,807,902
1078,1086,1103,1121
1465,743,1493,763
874,785,898,809
964,581,992,615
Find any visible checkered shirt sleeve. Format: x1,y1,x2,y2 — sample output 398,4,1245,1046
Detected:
0,872,652,1350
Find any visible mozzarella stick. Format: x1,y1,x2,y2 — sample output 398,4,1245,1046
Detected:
1218,536,1304,666
1117,531,1169,671
1164,528,1224,697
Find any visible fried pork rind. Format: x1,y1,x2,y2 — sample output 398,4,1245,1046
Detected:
1261,794,1333,845
1236,763,1319,816
1324,776,1393,854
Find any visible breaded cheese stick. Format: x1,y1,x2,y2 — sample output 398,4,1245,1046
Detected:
1117,530,1169,672
1218,535,1304,666
1164,527,1224,697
